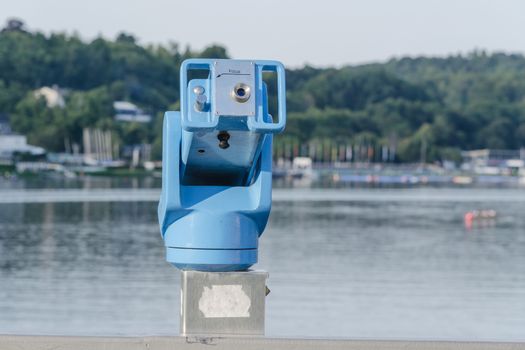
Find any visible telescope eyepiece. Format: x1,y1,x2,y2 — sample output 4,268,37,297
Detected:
232,83,251,103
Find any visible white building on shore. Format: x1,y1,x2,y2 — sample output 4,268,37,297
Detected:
0,114,45,163
0,134,45,162
461,149,525,175
113,101,152,123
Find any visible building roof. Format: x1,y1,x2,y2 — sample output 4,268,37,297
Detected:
462,149,523,160
34,86,66,108
113,101,152,123
113,101,137,110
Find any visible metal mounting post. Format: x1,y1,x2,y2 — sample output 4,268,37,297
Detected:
180,270,269,337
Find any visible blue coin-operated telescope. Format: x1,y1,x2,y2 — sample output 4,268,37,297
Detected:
158,59,286,272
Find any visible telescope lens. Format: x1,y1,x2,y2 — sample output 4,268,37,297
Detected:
232,83,251,103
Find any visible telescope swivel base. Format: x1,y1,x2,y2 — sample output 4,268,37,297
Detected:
166,247,257,272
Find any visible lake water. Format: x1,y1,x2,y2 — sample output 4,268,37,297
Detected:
0,183,524,341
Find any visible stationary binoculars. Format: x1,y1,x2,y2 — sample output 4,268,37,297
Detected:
158,59,286,271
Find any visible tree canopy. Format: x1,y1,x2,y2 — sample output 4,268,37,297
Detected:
1,23,525,162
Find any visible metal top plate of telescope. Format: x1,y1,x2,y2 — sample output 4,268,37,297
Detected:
213,60,256,117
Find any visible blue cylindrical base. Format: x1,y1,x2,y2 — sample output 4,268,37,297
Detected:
164,212,259,249
166,247,257,272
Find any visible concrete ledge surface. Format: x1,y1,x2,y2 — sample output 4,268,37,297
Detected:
1,335,524,350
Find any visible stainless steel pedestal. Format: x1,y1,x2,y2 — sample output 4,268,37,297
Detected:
180,270,269,337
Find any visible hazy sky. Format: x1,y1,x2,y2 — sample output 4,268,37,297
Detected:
2,0,525,67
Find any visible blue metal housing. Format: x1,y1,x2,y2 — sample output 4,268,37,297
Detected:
158,59,286,271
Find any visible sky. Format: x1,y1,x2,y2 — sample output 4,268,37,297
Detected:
1,0,525,68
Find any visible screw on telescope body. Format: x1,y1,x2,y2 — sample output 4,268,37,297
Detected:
194,94,207,112
217,131,230,149
193,86,205,95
